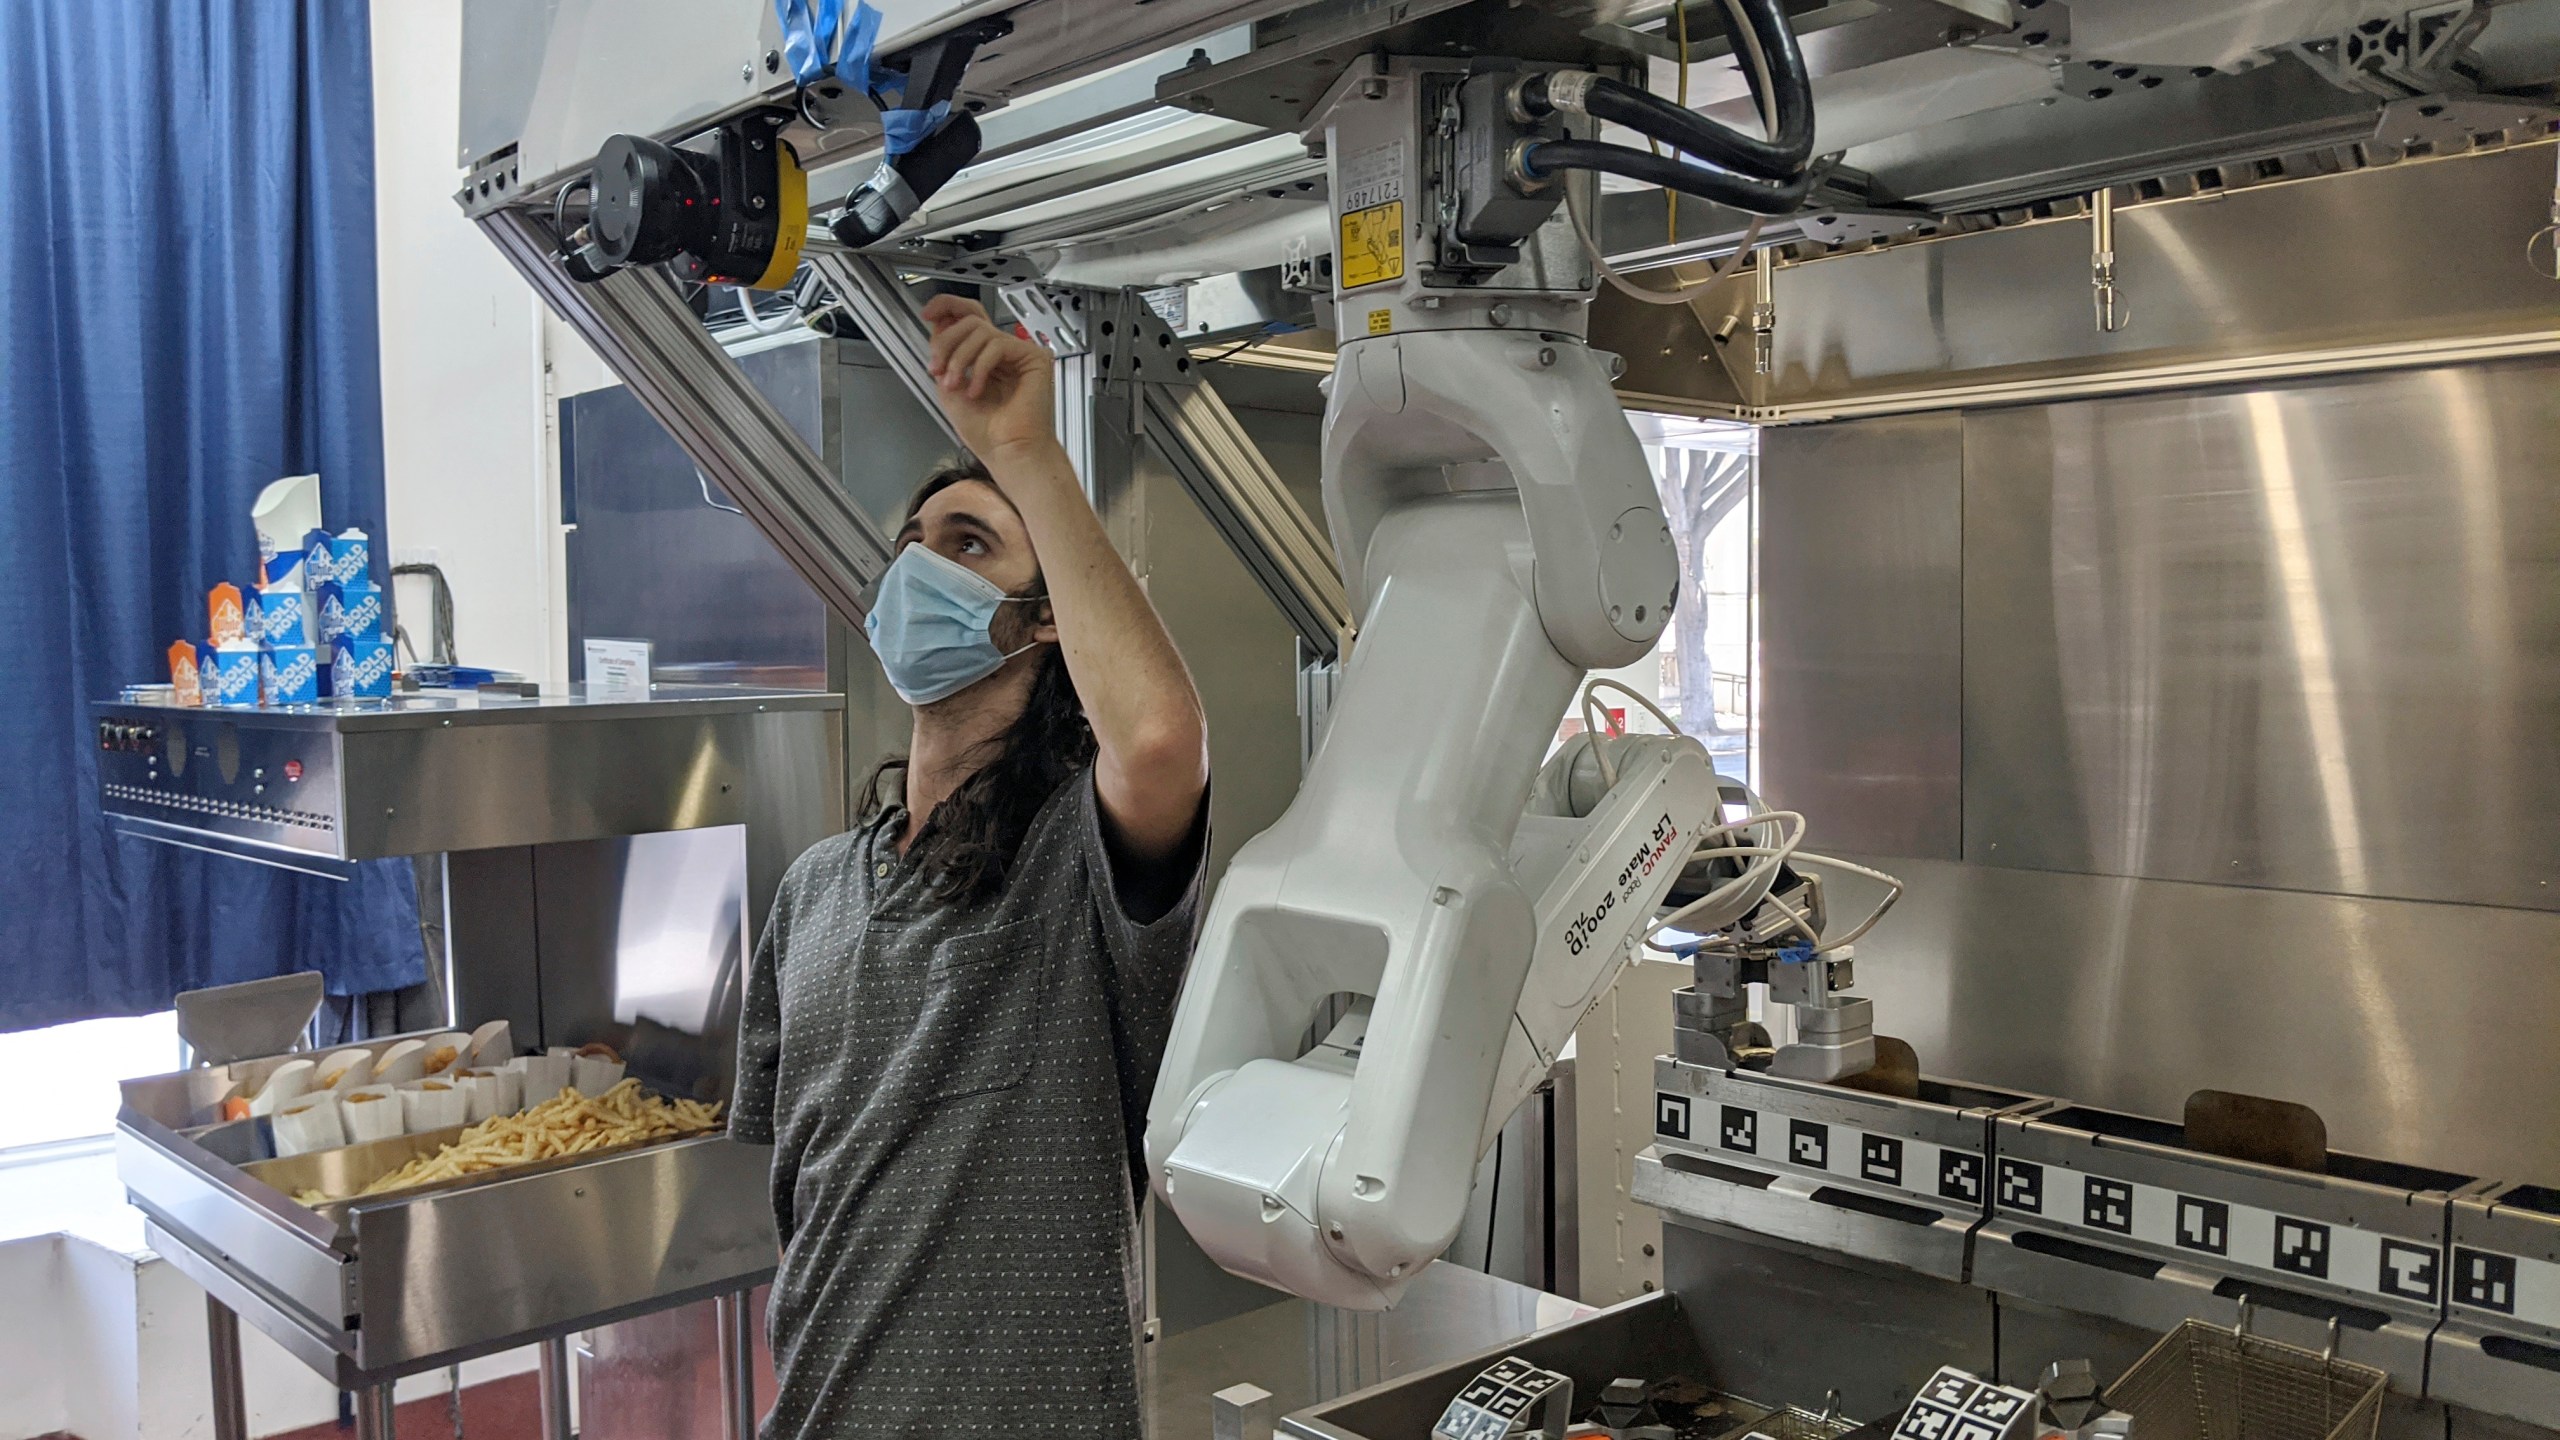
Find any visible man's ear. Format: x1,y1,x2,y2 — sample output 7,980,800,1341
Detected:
1033,598,1060,645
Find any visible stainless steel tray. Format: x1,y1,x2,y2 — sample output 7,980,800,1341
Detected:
1281,1291,1890,1440
118,1030,775,1386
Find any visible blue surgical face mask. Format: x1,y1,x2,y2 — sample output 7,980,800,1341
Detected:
862,542,1045,705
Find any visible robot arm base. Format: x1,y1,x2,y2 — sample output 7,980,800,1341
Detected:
1159,1058,1413,1311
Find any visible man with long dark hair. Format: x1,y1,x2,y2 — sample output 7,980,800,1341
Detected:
732,295,1211,1438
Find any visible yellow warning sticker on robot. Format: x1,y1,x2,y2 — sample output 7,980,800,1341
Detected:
1367,309,1392,336
1339,201,1405,289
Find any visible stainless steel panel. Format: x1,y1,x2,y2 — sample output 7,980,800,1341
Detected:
94,706,348,859
145,1219,352,1381
1093,384,1313,917
1972,1223,2438,1399
806,254,966,458
1759,414,1963,859
1200,360,1330,539
352,1134,775,1371
1584,52,2388,276
441,847,546,1054
1962,359,2560,911
117,1122,353,1331
817,341,966,797
1446,1078,1573,1294
564,338,831,691
563,322,949,832
339,696,843,858
1835,56,2386,214
1599,279,1754,421
1635,1148,1980,1284
1824,856,2560,1183
1729,146,2560,419
2439,1321,2560,1429
96,689,842,860
529,828,750,1098
827,339,970,541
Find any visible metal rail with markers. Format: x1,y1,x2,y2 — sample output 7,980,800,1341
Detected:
1974,1103,2477,1396
1626,1052,2560,1432
1637,1058,2051,1284
2437,1182,2560,1428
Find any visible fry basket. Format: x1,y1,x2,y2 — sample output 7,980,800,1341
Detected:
2107,1310,2388,1440
1724,1398,1859,1440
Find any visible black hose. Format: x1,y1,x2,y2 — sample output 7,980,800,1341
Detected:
1522,138,1815,216
1587,70,1810,182
1517,0,1813,180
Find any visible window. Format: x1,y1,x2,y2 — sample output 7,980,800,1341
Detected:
0,1011,179,1151
1559,412,1760,786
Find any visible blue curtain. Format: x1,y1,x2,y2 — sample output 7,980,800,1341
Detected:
0,1,426,1032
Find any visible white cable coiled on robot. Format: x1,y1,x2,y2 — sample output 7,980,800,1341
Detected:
1574,677,1903,953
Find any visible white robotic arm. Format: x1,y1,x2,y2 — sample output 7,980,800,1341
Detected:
1141,56,1722,1309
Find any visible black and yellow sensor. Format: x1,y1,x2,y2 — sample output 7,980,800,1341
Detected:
575,112,806,291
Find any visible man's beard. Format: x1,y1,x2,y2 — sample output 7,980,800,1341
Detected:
987,578,1049,655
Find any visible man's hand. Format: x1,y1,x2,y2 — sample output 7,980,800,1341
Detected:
922,295,1058,462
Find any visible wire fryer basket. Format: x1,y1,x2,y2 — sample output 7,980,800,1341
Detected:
1721,1401,1860,1440
2108,1317,2388,1440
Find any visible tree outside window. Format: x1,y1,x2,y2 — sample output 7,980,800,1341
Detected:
1560,414,1759,786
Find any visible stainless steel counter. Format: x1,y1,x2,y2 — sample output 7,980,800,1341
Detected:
1144,1261,1588,1437
118,1033,775,1389
103,683,849,1440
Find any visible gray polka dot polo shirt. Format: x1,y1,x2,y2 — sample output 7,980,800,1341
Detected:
732,767,1206,1440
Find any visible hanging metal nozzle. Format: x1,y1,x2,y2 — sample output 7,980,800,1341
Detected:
1750,248,1777,376
2090,187,2129,333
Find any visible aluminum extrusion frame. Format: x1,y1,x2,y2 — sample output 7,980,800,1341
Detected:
481,208,897,627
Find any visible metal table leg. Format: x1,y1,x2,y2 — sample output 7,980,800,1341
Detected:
715,1291,756,1440
353,1383,398,1440
206,1296,248,1440
537,1333,576,1440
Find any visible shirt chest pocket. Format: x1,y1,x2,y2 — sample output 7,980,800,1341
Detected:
907,918,1045,1102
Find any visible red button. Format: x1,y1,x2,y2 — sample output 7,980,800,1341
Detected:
283,759,303,782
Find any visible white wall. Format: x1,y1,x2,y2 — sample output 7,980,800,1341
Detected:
0,1226,539,1440
0,1238,68,1437
61,1240,140,1440
370,0,570,686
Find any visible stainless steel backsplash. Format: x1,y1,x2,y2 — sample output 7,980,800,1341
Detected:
1761,356,2560,1182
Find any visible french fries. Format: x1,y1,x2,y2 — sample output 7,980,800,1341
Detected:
328,1080,721,1201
